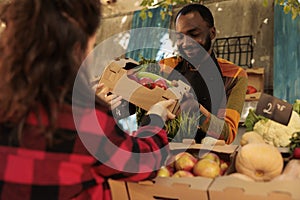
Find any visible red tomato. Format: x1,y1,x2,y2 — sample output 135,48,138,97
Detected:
139,77,155,89
154,78,168,90
246,85,257,94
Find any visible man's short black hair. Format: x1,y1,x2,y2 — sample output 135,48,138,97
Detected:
175,4,214,28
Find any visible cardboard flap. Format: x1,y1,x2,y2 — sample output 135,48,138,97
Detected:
169,142,238,154
109,62,124,73
108,179,129,200
137,180,155,185
246,68,264,74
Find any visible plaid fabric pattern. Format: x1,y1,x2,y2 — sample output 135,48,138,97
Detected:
0,104,169,200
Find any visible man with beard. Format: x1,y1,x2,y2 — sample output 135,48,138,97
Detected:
164,4,248,144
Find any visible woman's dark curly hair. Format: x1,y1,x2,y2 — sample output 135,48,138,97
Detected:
0,0,100,144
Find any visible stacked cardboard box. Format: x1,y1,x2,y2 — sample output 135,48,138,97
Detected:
109,143,238,200
245,67,264,101
208,146,300,200
109,143,300,200
240,67,264,123
209,175,300,200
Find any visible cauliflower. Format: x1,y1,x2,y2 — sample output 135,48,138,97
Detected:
253,111,300,147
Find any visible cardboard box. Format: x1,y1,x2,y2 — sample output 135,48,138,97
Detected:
208,147,300,200
209,176,300,200
108,143,238,200
245,68,264,101
99,58,190,114
108,180,128,200
121,177,212,200
109,177,212,200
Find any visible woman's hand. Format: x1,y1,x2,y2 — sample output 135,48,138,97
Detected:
95,83,122,110
147,99,176,122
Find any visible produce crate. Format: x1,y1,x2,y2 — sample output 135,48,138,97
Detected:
209,176,300,200
109,177,212,200
208,147,300,200
245,67,264,101
108,143,238,200
99,58,190,114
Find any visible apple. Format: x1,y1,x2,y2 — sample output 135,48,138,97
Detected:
139,77,155,89
219,160,229,175
174,152,194,160
174,152,198,172
193,159,221,178
200,152,220,166
156,166,173,177
154,78,168,90
165,155,177,170
172,170,194,178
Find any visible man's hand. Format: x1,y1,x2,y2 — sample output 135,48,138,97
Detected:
178,92,199,114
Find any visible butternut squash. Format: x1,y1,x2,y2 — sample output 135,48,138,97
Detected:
240,131,265,146
235,143,283,181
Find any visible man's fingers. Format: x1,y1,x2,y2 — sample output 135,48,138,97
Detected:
183,92,194,99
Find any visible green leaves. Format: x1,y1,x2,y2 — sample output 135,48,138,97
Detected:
289,132,300,154
140,0,156,7
139,9,154,20
244,109,267,132
293,99,300,115
273,0,300,20
263,0,269,7
166,111,202,142
141,0,300,20
138,0,197,20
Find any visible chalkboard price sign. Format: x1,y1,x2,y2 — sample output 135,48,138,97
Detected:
255,93,293,126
